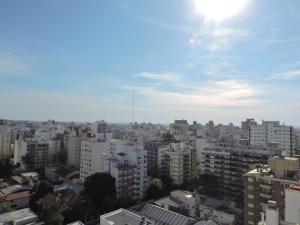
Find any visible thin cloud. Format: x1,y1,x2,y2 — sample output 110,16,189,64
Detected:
139,17,194,33
134,72,184,82
0,57,28,75
265,70,300,81
193,26,249,51
124,77,263,108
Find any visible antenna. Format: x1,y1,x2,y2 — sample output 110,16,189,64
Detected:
131,89,135,123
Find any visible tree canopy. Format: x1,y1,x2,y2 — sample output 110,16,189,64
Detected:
0,156,13,179
84,173,117,212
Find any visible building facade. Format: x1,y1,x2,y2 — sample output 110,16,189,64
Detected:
199,146,281,199
243,157,300,225
158,142,197,186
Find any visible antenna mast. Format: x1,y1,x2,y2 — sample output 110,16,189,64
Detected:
131,89,135,123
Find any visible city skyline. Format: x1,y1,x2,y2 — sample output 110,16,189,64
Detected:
1,0,300,125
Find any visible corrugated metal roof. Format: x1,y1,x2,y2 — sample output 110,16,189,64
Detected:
140,204,197,225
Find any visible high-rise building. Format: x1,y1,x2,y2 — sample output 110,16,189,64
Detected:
158,142,196,186
105,152,140,200
0,125,12,156
14,137,49,170
241,118,257,140
67,136,82,169
80,138,112,180
250,121,296,156
199,146,281,199
80,136,147,200
144,141,161,174
244,157,300,225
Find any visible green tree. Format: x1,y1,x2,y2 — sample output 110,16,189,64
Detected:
0,156,13,179
30,180,53,211
144,178,169,200
197,174,219,196
39,206,64,225
84,173,117,212
33,180,53,199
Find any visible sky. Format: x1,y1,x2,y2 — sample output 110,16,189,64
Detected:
0,0,300,125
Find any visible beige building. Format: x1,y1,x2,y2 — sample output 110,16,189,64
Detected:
158,142,196,186
244,157,300,225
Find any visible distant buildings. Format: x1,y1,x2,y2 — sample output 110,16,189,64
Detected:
250,121,296,156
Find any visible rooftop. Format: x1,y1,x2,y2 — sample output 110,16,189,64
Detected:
140,204,197,225
287,185,300,193
0,208,38,224
100,208,153,225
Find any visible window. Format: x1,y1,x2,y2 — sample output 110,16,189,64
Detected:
248,194,254,199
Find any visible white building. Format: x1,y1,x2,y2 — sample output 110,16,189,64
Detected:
100,208,153,225
250,121,296,156
80,138,112,180
80,135,147,200
285,185,300,224
0,208,39,225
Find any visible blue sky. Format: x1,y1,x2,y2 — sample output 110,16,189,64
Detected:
1,0,300,125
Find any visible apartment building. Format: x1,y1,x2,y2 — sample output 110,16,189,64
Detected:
14,137,48,170
80,136,147,200
244,157,300,225
79,138,112,180
144,141,161,174
241,119,257,140
105,152,139,200
119,143,147,200
158,142,197,186
0,125,12,156
66,136,82,168
250,121,296,156
48,138,62,163
199,146,281,199
170,120,189,133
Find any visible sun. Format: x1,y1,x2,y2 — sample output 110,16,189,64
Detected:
193,0,249,22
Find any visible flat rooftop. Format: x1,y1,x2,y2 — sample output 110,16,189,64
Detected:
0,208,38,224
288,185,300,193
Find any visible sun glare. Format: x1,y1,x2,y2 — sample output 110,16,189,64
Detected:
193,0,249,22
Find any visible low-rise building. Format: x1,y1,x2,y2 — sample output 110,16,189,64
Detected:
0,208,40,225
154,190,241,225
